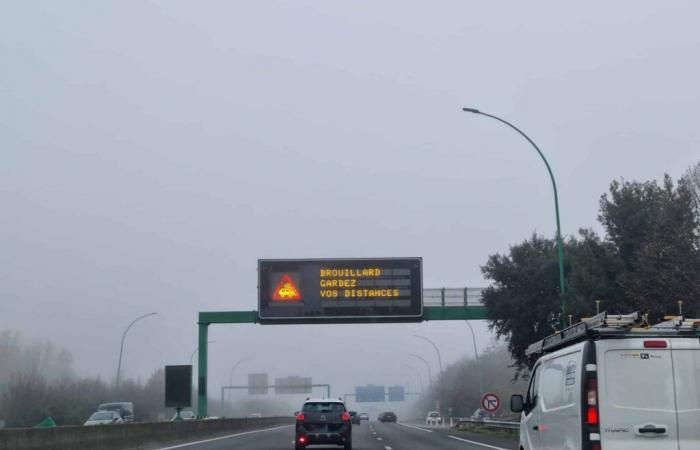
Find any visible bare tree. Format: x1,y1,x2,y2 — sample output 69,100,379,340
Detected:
684,160,700,220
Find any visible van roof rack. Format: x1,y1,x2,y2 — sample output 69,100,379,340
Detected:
525,311,700,357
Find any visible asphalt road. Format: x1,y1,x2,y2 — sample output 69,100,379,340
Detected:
147,421,518,450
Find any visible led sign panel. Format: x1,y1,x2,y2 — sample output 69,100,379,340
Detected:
258,258,423,323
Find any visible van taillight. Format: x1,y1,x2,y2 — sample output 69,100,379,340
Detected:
591,444,601,450
296,413,305,421
586,407,599,425
586,378,599,425
341,412,350,422
644,340,667,348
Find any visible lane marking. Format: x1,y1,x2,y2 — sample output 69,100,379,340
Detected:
377,437,383,441
396,422,433,433
448,435,511,450
385,447,392,450
152,425,293,450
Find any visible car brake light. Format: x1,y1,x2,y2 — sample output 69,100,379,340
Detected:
298,436,306,444
591,444,601,450
296,412,305,421
341,412,350,422
644,340,667,348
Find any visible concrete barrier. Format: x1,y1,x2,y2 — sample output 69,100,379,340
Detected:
0,417,294,450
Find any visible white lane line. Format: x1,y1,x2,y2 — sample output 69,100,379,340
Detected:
385,446,392,450
152,425,293,450
448,435,511,450
377,437,383,441
396,422,433,433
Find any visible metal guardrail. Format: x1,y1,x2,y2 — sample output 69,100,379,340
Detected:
456,418,520,430
423,288,486,307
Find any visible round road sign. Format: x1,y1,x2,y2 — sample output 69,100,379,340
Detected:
481,392,501,413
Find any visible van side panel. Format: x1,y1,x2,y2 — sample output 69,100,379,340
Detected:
670,338,700,450
597,339,679,450
537,344,583,450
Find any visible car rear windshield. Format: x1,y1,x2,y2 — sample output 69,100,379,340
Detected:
302,402,345,412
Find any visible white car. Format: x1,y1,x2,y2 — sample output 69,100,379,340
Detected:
512,312,700,450
84,410,123,426
425,411,442,426
171,410,196,421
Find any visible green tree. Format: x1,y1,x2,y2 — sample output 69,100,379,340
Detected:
481,234,564,372
482,170,700,372
600,176,700,319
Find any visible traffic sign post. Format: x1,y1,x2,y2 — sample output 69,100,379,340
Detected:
481,392,501,414
194,260,488,417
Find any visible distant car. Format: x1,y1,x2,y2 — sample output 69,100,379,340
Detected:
246,413,263,419
358,413,369,421
377,412,397,423
425,411,442,426
171,410,196,421
84,410,123,426
295,398,352,449
349,411,361,425
470,408,490,422
98,402,134,423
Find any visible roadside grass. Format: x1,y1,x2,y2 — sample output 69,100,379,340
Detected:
454,423,519,440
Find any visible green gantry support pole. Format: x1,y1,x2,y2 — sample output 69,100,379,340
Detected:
197,322,208,418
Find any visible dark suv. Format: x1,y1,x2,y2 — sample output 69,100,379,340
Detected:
295,399,351,450
378,411,397,423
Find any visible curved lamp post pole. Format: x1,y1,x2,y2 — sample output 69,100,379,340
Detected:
190,341,216,365
116,312,157,389
409,353,433,387
413,335,445,415
462,107,566,324
403,364,425,393
226,357,254,415
465,321,484,400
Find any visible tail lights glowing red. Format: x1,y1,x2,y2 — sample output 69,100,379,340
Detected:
295,412,305,421
341,412,350,422
586,406,599,425
586,378,599,425
298,436,306,444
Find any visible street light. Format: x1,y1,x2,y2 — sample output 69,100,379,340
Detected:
465,321,484,401
462,107,566,324
227,357,254,415
116,312,157,388
190,341,216,364
403,364,425,393
409,353,433,386
413,335,445,414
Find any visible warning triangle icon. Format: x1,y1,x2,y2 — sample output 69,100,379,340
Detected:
271,274,302,301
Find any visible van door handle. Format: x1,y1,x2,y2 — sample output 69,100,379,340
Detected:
639,427,666,434
635,424,668,437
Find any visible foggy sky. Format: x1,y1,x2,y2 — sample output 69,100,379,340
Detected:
2,1,699,403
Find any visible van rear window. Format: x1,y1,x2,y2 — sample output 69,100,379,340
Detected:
604,349,675,410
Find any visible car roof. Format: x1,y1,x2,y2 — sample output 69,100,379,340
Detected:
304,398,344,404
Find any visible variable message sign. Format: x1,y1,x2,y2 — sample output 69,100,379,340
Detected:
356,385,386,402
165,365,192,408
387,385,405,402
258,258,422,323
275,376,313,394
248,373,269,395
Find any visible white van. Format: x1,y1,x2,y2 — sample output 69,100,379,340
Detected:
510,312,700,450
